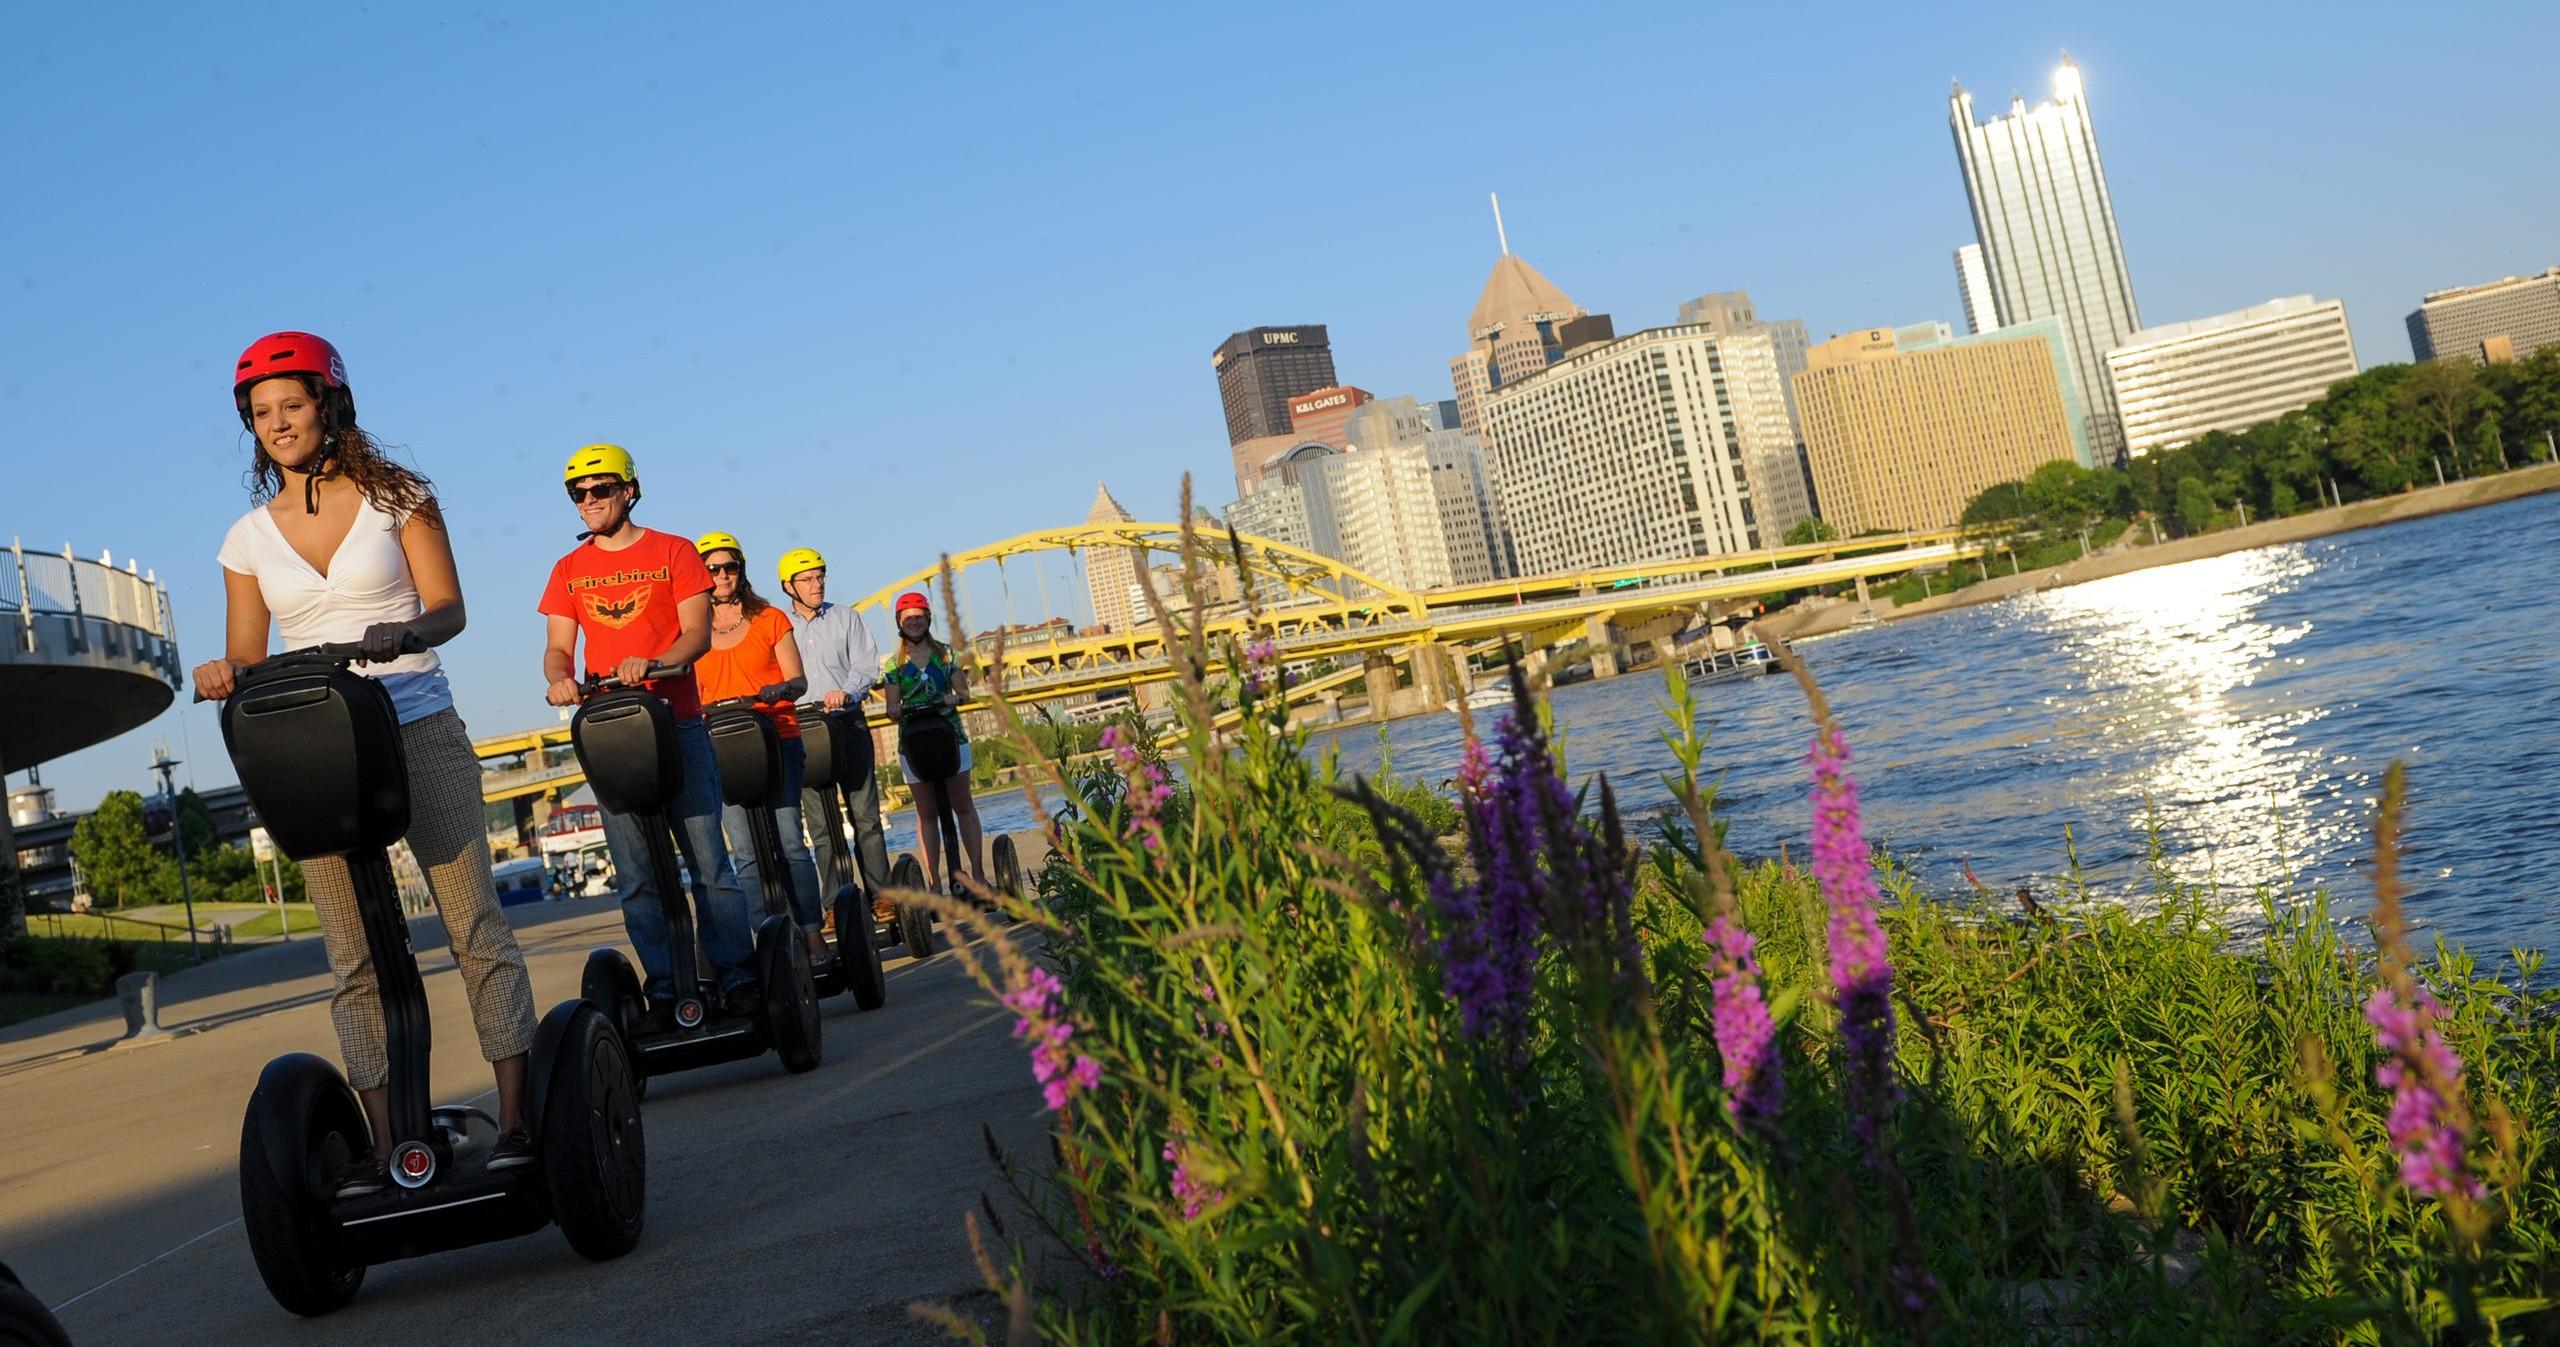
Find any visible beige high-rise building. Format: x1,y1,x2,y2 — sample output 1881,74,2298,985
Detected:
1082,482,1139,634
2106,297,2360,457
1448,251,1615,438
1477,324,1813,576
1794,319,2084,535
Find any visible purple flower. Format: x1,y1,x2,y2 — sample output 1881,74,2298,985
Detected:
1162,1130,1225,1220
1003,964,1102,1113
1808,726,1900,1156
2363,983,2482,1200
1701,915,1783,1134
1242,638,1287,696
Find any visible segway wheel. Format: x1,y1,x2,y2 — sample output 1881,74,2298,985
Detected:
992,834,1022,903
834,887,886,1011
581,949,650,1103
769,936,824,1074
238,1054,367,1317
0,1261,72,1347
888,853,935,956
543,1007,647,1261
898,903,936,960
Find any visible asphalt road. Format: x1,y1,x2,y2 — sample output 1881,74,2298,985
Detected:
0,874,1053,1345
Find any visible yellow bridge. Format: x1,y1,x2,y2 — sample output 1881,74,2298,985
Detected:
473,521,1992,815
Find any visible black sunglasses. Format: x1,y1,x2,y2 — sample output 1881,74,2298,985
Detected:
705,561,743,575
565,480,626,504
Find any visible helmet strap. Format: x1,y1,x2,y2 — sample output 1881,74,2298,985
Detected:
283,436,340,515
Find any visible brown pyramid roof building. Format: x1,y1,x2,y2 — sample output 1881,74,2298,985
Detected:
1449,251,1612,436
1083,481,1140,634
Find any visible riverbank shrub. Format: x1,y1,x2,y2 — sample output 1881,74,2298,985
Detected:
907,515,2554,1345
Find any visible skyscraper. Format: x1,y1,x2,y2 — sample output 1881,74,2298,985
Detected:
1795,320,2085,534
1954,244,1998,335
1951,56,2141,462
1448,250,1614,438
1213,326,1338,447
1083,482,1139,634
1477,323,1810,576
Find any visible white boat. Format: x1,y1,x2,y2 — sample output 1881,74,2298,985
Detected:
1451,684,1513,714
1679,642,1778,685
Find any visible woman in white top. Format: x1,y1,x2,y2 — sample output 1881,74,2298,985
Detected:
192,332,540,1197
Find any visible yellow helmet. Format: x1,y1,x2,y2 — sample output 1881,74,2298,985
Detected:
776,547,826,586
694,531,744,559
563,443,637,487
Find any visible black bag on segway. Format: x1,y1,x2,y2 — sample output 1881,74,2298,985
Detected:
900,709,961,783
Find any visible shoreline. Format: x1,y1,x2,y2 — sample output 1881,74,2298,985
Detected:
1758,460,2560,641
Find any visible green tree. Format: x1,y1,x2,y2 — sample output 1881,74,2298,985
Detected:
2506,347,2560,460
173,787,221,860
1782,516,1839,546
1959,480,2033,527
2397,358,2492,481
68,790,172,910
2174,477,2216,535
2321,365,2421,494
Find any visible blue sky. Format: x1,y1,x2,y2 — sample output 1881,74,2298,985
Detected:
8,0,2556,812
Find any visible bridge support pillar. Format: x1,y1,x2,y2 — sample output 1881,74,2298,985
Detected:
1318,691,1343,723
1523,646,1551,687
1854,572,1874,618
1583,615,1625,681
1411,644,1454,708
1363,653,1398,723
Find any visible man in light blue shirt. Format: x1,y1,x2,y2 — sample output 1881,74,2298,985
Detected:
779,549,892,900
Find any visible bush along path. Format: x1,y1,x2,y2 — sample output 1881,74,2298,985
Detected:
896,502,2557,1346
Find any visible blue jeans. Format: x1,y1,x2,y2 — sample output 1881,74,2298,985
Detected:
721,735,824,928
602,718,757,999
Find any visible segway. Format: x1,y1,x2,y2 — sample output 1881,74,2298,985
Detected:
795,702,886,1009
701,697,825,1056
0,1260,71,1347
223,642,643,1318
572,667,817,1091
889,704,984,956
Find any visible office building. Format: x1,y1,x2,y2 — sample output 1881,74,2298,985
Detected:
1476,324,1812,576
1679,290,1813,430
1083,482,1139,635
1213,326,1338,447
1286,385,1373,447
1224,398,1508,592
1955,244,1997,335
1448,251,1614,437
2407,267,2560,364
1951,57,2142,461
1793,319,2084,535
2107,297,2361,457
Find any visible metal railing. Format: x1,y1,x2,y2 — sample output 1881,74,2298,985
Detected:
6,537,180,673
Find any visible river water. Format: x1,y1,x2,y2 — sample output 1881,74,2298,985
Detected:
921,492,2559,954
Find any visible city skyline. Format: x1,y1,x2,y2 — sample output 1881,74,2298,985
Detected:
9,3,2558,812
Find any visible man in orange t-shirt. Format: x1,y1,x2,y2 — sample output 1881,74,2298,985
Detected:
539,444,760,1016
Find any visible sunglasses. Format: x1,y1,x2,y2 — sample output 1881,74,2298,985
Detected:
565,481,626,504
706,561,743,575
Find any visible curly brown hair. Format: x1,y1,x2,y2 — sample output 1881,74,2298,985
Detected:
243,375,439,526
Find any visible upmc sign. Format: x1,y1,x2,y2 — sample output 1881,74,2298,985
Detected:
1262,331,1301,345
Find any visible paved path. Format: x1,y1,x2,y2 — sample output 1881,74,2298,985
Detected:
1,864,1055,1344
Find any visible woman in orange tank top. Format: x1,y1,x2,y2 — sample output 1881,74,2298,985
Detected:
693,532,826,964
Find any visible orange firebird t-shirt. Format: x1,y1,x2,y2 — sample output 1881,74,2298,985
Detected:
539,528,712,720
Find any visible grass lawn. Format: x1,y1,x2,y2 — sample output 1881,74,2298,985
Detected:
228,906,322,940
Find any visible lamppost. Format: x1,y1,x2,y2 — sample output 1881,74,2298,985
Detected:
150,748,201,962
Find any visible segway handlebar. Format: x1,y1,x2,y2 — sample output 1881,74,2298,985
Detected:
194,633,428,701
580,662,693,695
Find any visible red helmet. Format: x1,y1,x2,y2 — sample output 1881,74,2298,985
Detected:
894,591,931,617
233,331,355,428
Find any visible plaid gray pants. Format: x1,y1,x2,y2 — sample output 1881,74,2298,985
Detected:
303,708,539,1090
